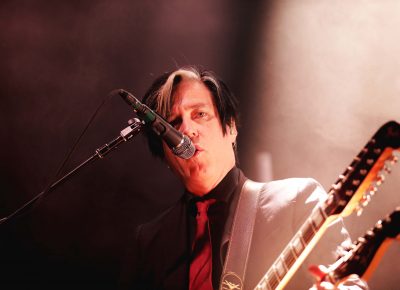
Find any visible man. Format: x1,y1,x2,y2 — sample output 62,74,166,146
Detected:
119,66,367,290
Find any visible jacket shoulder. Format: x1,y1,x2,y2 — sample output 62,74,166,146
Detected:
259,177,327,209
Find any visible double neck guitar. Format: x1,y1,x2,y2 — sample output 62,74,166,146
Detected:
254,121,400,290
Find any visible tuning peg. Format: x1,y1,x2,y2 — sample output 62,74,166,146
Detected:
332,182,343,190
375,220,383,230
382,164,392,174
376,174,385,186
255,281,267,290
360,193,371,207
356,205,364,216
389,152,399,164
359,169,368,176
366,158,375,165
367,184,378,196
373,148,382,154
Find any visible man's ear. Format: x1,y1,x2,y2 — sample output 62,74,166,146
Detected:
228,120,237,139
231,119,238,133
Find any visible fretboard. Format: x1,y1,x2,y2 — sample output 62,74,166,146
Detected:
255,203,335,290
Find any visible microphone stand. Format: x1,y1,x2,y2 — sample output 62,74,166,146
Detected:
0,118,144,226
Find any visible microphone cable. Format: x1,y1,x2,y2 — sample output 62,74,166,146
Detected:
0,90,117,225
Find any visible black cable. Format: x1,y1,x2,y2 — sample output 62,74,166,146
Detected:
0,90,115,224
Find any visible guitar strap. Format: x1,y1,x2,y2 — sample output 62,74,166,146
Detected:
219,179,264,290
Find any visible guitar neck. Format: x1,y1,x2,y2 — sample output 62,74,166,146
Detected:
255,203,336,290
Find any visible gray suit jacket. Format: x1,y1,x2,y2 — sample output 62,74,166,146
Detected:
231,178,346,289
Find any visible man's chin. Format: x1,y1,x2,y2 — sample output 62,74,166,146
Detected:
182,166,207,183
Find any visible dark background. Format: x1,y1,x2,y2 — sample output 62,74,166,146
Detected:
1,1,399,289
0,1,266,288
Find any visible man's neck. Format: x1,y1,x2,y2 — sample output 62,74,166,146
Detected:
186,166,239,197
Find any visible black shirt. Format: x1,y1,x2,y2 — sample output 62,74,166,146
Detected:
120,167,246,290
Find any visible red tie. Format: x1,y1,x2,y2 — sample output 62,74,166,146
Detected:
189,199,216,290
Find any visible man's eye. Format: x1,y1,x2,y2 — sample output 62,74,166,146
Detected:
196,112,207,118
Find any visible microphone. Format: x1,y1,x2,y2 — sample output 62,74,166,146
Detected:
117,89,195,159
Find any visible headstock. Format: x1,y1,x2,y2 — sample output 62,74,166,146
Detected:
324,121,400,218
328,207,400,282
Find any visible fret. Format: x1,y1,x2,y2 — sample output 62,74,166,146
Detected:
274,257,287,279
292,233,305,256
269,207,328,289
273,268,281,282
267,270,279,290
308,217,317,232
290,244,299,258
254,277,270,290
265,279,272,290
282,246,296,269
280,255,289,271
311,206,326,229
255,278,269,290
299,231,307,246
301,223,315,244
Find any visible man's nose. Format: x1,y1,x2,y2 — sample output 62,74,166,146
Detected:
180,118,198,138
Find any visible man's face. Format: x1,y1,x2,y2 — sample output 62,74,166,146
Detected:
162,79,237,196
